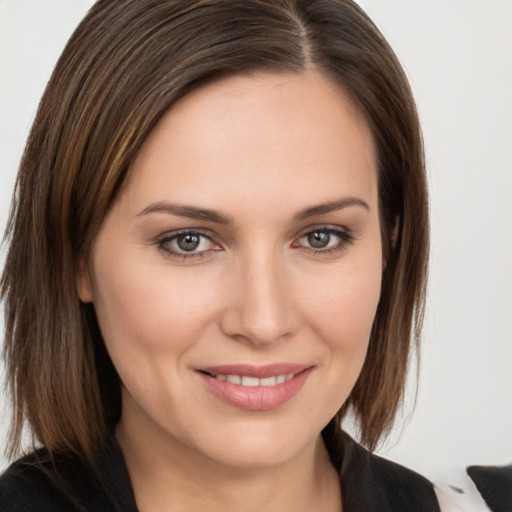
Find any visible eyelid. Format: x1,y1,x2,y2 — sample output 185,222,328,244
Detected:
295,223,352,239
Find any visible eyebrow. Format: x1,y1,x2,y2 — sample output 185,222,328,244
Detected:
137,202,233,224
293,197,370,220
136,197,369,224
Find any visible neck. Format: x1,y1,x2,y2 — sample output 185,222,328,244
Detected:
116,413,342,512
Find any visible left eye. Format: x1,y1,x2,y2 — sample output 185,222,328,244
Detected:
296,228,353,251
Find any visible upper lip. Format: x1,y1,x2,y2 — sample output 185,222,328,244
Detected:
196,363,313,378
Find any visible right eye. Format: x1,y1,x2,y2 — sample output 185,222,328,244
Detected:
156,230,221,260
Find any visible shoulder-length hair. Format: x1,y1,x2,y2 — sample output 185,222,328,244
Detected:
2,0,428,463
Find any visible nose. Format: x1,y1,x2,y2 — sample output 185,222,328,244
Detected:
219,252,298,347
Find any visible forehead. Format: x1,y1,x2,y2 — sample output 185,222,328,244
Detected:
122,70,377,216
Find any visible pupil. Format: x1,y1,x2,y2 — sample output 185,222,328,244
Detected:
177,234,200,251
308,231,330,249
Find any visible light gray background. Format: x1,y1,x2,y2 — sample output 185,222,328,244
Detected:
1,0,511,482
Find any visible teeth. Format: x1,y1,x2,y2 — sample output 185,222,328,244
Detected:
259,376,277,386
241,376,259,387
215,373,294,387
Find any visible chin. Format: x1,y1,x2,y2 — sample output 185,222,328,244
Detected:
203,441,306,470
185,421,322,470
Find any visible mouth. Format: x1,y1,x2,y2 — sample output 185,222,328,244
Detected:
196,364,313,411
199,371,295,387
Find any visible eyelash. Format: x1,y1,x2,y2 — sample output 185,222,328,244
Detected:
154,226,355,261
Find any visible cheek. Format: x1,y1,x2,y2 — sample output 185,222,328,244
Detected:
288,254,382,424
90,249,218,359
303,256,382,353
298,248,382,412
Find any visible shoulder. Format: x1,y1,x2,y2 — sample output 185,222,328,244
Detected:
434,464,512,512
0,440,136,512
467,463,512,512
338,431,440,512
0,449,97,511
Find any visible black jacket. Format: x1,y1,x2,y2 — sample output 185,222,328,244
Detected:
0,431,440,511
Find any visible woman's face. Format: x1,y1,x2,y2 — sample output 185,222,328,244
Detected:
79,71,382,468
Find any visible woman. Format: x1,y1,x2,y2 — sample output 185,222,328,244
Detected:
0,0,435,510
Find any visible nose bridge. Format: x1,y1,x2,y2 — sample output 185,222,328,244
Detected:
221,247,296,346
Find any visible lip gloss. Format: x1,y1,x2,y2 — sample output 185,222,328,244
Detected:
196,364,313,411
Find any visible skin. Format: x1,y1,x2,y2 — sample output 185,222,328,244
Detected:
78,70,382,512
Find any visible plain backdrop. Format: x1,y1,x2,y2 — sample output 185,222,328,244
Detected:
1,0,511,484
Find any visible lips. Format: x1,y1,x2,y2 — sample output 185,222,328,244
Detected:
196,364,313,411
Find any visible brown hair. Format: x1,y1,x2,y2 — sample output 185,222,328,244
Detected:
2,0,428,463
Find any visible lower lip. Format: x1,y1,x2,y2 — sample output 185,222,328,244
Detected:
198,368,313,411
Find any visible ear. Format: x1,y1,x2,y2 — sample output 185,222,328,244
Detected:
76,259,94,303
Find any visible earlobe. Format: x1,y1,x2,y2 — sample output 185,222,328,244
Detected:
76,260,94,303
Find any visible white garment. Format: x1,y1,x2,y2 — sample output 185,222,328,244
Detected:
434,470,492,512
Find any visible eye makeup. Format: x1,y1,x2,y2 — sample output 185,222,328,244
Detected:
152,224,356,262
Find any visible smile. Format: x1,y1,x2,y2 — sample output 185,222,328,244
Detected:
197,364,313,411
207,373,295,387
